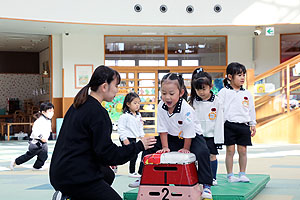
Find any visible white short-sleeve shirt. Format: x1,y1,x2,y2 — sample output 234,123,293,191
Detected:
157,98,202,138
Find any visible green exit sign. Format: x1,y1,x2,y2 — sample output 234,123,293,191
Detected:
266,27,274,36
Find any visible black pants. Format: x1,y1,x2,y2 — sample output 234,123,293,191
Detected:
15,141,48,169
138,134,213,185
56,166,119,200
120,138,138,173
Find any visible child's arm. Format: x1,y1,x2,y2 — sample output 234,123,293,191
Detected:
178,138,191,153
248,92,257,137
117,115,128,142
156,132,170,153
250,126,256,137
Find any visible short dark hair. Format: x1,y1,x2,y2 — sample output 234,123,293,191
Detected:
40,102,54,112
122,92,140,113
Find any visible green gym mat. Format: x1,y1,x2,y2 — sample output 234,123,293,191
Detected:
123,174,270,200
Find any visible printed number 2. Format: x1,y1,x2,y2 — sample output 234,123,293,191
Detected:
162,188,169,200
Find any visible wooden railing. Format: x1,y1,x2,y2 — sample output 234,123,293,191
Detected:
247,54,300,124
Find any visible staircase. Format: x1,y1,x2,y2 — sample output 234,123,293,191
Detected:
250,54,300,144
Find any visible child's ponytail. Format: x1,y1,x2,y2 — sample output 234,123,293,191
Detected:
223,77,230,88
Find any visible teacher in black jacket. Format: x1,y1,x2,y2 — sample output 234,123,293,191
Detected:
50,65,156,200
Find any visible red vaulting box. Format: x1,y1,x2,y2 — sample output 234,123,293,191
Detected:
141,152,198,186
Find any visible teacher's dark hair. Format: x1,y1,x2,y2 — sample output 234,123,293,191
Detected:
73,65,120,109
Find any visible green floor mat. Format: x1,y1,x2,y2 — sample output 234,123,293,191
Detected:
123,174,270,200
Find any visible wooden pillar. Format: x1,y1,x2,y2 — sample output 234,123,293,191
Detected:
246,68,255,95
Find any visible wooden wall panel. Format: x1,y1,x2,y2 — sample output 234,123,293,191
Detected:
63,98,74,116
253,109,300,144
256,96,283,120
51,97,62,132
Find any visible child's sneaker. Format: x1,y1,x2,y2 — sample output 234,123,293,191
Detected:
9,160,16,170
227,175,240,183
32,167,46,171
212,179,218,186
239,175,250,183
128,178,140,188
202,187,212,199
129,172,141,178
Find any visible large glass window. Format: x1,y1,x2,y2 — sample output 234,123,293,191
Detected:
167,36,226,66
105,36,164,66
105,36,227,67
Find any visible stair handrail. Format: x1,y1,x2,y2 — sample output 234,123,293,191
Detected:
254,78,300,107
255,54,300,82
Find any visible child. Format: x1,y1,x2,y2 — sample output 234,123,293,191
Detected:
189,68,224,186
118,92,145,178
10,102,54,170
50,65,156,200
130,73,213,200
217,62,256,183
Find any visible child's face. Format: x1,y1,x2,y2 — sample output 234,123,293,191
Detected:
127,97,140,113
161,80,183,110
195,84,212,100
43,108,54,119
230,72,245,88
103,77,119,102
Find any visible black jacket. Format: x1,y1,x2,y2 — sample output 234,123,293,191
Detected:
50,96,144,188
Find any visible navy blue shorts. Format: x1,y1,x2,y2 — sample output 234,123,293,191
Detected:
204,137,219,155
224,121,252,146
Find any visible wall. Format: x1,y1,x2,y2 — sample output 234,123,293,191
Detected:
228,35,254,69
62,33,104,98
1,1,300,25
255,35,280,75
52,33,282,98
52,34,62,98
0,74,40,109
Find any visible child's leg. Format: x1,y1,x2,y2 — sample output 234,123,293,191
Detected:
210,154,217,180
237,145,247,173
225,145,235,174
15,143,40,165
128,138,138,174
33,143,48,169
190,134,213,185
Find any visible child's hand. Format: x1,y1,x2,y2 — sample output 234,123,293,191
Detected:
156,147,170,153
141,136,157,150
178,148,190,153
250,126,256,137
41,138,47,143
123,139,130,145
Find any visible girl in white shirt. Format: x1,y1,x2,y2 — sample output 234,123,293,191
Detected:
10,102,54,170
218,62,256,183
129,73,213,200
189,68,224,186
118,92,145,178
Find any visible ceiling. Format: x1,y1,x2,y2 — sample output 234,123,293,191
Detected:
0,18,300,52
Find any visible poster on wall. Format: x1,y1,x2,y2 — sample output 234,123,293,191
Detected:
74,64,94,89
